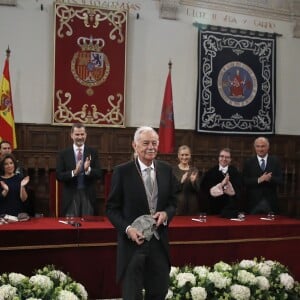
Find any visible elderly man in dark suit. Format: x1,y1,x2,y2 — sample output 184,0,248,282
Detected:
56,123,102,217
243,137,283,214
106,126,177,300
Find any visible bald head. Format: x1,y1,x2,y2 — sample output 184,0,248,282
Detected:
254,137,269,158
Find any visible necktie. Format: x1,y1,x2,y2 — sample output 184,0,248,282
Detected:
76,148,84,188
145,167,153,195
77,148,82,162
260,159,265,171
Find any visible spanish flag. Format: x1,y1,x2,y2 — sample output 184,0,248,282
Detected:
0,48,17,149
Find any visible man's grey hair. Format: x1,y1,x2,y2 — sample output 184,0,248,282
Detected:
133,126,158,143
254,136,269,146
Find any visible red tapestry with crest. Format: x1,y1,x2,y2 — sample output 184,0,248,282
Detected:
53,3,127,127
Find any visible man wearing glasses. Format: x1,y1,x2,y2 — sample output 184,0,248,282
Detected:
201,148,242,218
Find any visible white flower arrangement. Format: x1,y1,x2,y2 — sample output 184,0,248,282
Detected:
0,265,88,300
166,257,300,300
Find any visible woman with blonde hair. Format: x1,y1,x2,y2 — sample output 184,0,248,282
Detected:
173,145,200,215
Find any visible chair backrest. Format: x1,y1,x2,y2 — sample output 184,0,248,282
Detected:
49,170,62,217
49,170,112,216
104,170,112,203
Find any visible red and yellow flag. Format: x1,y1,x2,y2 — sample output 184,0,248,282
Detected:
0,49,17,149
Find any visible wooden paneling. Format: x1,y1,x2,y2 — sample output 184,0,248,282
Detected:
13,123,300,217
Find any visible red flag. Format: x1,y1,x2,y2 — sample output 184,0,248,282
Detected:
0,48,17,149
158,63,175,153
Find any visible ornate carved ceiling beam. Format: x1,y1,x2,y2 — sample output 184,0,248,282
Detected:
179,0,300,37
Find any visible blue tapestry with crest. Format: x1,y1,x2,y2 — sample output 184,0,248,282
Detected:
196,25,276,134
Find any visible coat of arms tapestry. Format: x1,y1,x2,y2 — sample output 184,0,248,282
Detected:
53,3,127,127
196,24,276,134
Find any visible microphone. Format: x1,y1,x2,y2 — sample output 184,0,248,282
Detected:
69,221,82,227
58,220,82,227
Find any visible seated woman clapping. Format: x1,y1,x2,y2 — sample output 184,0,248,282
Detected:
0,154,30,217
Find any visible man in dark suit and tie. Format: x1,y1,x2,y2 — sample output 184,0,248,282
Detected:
106,126,177,300
243,137,283,214
56,123,102,217
201,148,242,217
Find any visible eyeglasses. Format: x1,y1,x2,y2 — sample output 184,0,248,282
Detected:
219,155,231,159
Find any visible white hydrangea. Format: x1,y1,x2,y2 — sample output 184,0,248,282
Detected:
0,268,88,300
279,273,294,290
193,266,209,278
0,284,17,300
230,284,251,300
29,274,53,292
256,276,270,290
264,260,276,267
214,261,232,272
48,270,67,284
73,282,88,300
176,272,196,288
165,289,173,299
239,259,257,269
8,272,27,286
257,262,272,277
169,266,179,278
191,286,207,300
56,290,79,300
207,271,232,289
237,270,257,285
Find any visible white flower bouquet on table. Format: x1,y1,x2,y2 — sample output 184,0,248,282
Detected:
166,257,300,300
0,265,88,300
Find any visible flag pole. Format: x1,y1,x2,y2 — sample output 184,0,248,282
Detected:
6,46,11,59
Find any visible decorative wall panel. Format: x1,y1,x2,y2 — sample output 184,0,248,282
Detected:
53,3,127,127
196,25,276,134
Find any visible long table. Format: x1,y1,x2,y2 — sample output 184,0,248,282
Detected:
1,215,299,299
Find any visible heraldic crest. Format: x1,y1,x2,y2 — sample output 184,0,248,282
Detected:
71,36,110,96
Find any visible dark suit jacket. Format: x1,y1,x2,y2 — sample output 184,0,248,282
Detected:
243,155,283,213
105,159,177,282
56,146,102,216
201,165,242,217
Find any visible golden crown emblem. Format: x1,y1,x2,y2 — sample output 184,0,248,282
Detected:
77,36,105,52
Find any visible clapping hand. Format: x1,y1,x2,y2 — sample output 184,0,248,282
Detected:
0,180,9,191
74,160,82,176
84,155,91,172
21,176,30,187
181,169,198,183
221,173,230,188
181,171,189,183
189,171,198,183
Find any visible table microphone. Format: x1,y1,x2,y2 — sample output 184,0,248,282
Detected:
69,221,82,227
58,220,81,227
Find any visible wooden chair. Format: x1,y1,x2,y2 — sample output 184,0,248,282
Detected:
49,170,62,217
